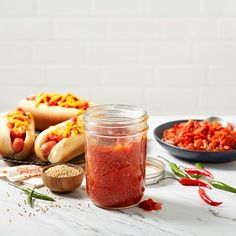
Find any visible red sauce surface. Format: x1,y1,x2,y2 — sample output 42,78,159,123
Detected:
86,136,147,208
138,198,162,212
162,120,236,151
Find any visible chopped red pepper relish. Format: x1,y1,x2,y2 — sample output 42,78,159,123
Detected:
162,120,236,151
138,198,162,212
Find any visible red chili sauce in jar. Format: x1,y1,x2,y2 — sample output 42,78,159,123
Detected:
86,136,147,208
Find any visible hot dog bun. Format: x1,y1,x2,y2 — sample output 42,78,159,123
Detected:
19,93,91,130
34,117,84,163
19,99,81,130
0,110,35,161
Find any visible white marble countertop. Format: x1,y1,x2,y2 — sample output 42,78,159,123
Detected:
1,116,236,236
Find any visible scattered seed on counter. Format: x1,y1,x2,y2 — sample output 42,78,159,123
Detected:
2,191,85,218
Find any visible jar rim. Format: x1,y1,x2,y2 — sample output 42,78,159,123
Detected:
145,158,165,186
84,104,147,127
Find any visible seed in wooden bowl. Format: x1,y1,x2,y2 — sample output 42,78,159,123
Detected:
45,164,82,178
43,164,84,192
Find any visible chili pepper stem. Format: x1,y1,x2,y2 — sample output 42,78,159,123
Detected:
157,156,190,178
195,163,204,169
208,180,236,193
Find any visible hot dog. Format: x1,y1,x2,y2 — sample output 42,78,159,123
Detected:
19,92,91,130
0,108,35,160
34,115,84,163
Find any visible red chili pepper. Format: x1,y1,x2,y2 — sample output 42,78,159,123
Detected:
184,168,214,179
178,178,212,189
198,188,223,206
158,177,211,189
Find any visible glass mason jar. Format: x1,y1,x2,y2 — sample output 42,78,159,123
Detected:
84,104,148,209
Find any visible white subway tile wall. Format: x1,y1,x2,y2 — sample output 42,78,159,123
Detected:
0,0,235,115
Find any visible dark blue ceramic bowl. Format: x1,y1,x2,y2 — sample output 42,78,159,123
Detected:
153,119,236,163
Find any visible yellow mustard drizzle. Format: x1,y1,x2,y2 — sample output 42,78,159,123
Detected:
49,116,84,139
33,92,88,109
6,109,32,134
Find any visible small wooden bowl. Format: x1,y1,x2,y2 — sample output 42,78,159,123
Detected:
42,164,84,193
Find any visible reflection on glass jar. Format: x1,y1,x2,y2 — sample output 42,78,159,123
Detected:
84,104,148,209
